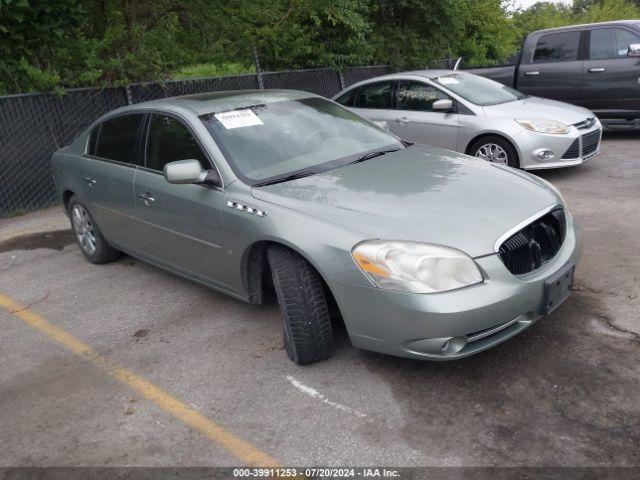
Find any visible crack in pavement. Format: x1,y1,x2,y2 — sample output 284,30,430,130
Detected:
596,313,640,342
8,291,51,314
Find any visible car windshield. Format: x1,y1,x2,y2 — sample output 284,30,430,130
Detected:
435,73,527,106
201,97,403,185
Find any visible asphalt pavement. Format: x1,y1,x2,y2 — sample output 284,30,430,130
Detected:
1,132,638,468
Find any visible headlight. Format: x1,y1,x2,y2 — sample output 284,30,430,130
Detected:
352,240,483,294
515,118,570,134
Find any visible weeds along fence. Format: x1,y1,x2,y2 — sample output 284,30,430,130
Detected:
0,65,390,218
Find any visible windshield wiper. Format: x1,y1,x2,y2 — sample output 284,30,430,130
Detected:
347,147,402,165
253,170,318,187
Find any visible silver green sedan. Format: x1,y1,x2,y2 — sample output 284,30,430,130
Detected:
52,90,581,364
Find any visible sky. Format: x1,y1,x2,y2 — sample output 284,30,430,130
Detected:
512,0,572,9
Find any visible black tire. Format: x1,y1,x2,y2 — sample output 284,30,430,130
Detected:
469,135,519,168
267,244,333,365
68,196,121,264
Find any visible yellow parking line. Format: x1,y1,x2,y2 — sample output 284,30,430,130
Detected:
0,292,279,467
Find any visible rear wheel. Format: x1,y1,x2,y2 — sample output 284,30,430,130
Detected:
69,196,120,264
470,135,519,168
267,244,333,365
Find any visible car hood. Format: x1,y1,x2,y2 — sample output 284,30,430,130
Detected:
251,145,561,257
483,96,594,125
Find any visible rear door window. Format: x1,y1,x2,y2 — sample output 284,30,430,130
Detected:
94,114,144,165
354,82,393,109
589,28,640,60
145,114,208,172
533,31,581,63
335,89,356,107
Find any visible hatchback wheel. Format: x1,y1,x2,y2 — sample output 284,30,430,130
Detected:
69,196,120,264
470,136,519,168
267,244,333,365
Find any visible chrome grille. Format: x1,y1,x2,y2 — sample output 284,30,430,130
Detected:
498,209,566,275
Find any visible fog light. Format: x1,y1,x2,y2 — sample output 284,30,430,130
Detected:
534,149,555,161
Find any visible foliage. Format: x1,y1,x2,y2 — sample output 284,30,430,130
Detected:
366,0,517,70
512,0,640,46
1,0,639,94
577,0,640,22
173,63,255,80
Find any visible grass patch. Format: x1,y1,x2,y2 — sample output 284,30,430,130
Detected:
6,208,26,218
172,62,255,80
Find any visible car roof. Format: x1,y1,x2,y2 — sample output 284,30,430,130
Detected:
531,19,640,35
358,70,457,81
336,70,463,95
115,89,319,116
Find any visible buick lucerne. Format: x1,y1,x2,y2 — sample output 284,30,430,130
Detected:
52,90,582,364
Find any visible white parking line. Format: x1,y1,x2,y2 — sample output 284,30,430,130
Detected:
286,375,367,419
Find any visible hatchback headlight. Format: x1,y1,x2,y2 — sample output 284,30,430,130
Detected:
515,118,570,134
352,240,483,294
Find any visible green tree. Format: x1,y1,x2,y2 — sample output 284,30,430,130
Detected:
1,0,639,95
577,0,640,22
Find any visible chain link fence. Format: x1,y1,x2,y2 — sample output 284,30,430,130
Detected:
127,74,260,104
0,87,128,217
0,65,390,218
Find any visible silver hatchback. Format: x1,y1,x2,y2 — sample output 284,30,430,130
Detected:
333,70,602,169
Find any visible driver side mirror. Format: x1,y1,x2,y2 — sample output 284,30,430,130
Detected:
433,99,454,112
163,159,221,187
628,43,640,57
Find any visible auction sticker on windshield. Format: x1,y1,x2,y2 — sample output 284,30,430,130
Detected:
438,77,460,85
214,109,263,129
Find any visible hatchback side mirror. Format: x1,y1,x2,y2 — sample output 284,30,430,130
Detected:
163,159,221,187
628,43,640,57
433,99,454,112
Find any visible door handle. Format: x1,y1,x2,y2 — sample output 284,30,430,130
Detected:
588,67,606,73
137,192,155,205
524,71,540,76
395,117,410,124
83,177,96,187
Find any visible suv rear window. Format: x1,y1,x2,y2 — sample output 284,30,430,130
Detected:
533,31,581,63
94,114,144,165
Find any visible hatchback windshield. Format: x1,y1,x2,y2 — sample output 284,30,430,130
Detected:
201,97,403,185
435,73,526,106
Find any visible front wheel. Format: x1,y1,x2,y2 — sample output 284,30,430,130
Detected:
267,245,333,365
470,136,519,168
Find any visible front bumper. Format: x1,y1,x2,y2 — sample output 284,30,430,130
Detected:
516,125,602,170
329,214,582,360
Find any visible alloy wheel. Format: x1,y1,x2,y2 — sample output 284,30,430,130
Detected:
71,204,97,255
475,143,509,165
